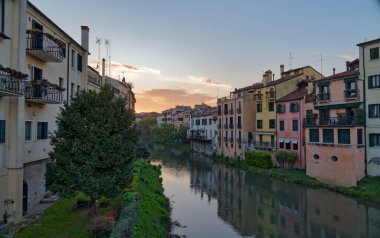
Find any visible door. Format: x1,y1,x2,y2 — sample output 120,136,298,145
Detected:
319,109,330,125
23,181,28,215
31,20,43,49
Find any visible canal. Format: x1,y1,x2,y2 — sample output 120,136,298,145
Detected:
150,146,380,238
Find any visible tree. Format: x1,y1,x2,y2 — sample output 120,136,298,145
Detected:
173,127,188,143
46,86,138,216
137,117,157,141
150,124,175,144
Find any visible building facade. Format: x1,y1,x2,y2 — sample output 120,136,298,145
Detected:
358,38,380,177
304,60,365,186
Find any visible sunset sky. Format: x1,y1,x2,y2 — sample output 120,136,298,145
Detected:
31,0,380,113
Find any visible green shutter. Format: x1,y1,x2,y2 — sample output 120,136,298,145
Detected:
0,120,5,143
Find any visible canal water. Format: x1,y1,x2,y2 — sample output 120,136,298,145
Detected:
150,146,380,238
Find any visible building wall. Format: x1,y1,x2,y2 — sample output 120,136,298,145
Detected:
23,161,47,211
359,41,380,176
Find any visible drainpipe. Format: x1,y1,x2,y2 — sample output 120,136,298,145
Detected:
66,42,72,102
299,98,302,168
362,46,367,176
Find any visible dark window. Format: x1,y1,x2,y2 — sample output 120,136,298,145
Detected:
218,105,221,115
293,141,298,150
331,156,338,162
0,0,4,34
370,47,379,60
369,75,380,89
280,216,286,227
257,120,263,129
209,118,212,125
323,129,334,144
310,129,319,143
357,129,363,145
25,121,32,141
277,104,286,113
71,50,75,68
37,122,48,140
369,104,380,118
77,85,80,93
224,104,228,114
77,54,83,72
0,120,5,143
313,154,320,160
268,102,274,112
290,102,299,112
286,141,291,149
269,119,275,129
279,120,284,131
59,77,64,88
279,141,284,149
257,103,262,112
71,83,75,98
345,79,357,97
338,129,350,144
292,119,298,131
369,134,380,147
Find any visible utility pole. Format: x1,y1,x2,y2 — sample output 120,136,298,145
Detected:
320,52,326,75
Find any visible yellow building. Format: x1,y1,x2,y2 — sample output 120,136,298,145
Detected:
253,65,323,150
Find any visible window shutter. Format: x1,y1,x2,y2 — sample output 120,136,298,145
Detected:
0,120,5,143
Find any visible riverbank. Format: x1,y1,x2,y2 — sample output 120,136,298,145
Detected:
209,154,380,203
110,160,171,238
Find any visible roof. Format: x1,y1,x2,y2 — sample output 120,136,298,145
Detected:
233,82,263,93
191,106,217,117
357,38,380,47
267,73,303,87
27,1,86,52
276,87,308,103
316,70,359,83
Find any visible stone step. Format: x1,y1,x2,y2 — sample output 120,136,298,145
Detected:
39,195,59,204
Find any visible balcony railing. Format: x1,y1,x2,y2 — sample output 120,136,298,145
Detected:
229,109,234,115
224,124,228,129
217,124,221,129
229,123,234,129
26,32,65,62
189,134,209,141
0,71,26,96
303,116,364,127
229,137,234,143
224,137,228,142
224,110,228,115
88,75,102,87
253,141,276,150
237,108,242,114
254,94,263,101
305,94,316,103
237,138,242,144
317,93,330,102
237,123,242,129
25,83,63,104
345,89,358,99
266,92,276,100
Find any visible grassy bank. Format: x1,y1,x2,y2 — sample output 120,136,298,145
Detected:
211,154,380,203
110,160,170,238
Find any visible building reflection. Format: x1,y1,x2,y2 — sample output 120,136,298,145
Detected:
154,149,380,238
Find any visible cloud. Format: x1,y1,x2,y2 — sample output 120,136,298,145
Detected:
186,75,232,89
336,54,356,61
135,89,216,112
88,60,161,76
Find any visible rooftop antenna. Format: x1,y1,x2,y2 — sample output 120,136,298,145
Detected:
289,52,294,69
105,39,110,76
319,52,326,75
95,38,101,70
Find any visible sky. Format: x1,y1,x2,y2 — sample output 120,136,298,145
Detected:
30,0,380,113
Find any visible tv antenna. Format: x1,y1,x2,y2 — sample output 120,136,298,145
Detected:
319,52,326,75
105,39,111,77
289,52,294,69
95,38,101,70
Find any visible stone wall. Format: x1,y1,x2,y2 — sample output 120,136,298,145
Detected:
23,160,46,212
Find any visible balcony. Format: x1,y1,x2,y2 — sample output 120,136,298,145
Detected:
303,115,364,127
189,134,210,141
253,141,276,151
266,91,276,100
229,137,234,143
229,109,234,115
217,124,222,129
224,110,228,115
88,75,102,87
237,138,242,144
254,94,263,101
237,107,242,114
229,123,234,129
224,124,228,129
317,93,330,102
25,82,63,104
0,68,27,96
224,137,228,142
26,31,65,62
237,123,242,129
345,89,358,99
305,94,316,104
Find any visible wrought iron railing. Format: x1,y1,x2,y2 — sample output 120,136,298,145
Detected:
344,89,358,99
317,93,330,101
26,32,65,62
25,83,63,104
0,71,26,95
303,116,364,127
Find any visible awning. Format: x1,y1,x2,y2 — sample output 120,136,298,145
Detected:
279,139,284,143
292,140,298,144
285,139,291,143
315,102,362,110
344,77,358,83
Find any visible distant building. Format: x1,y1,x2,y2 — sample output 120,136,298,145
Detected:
157,105,191,128
135,112,160,124
358,38,380,177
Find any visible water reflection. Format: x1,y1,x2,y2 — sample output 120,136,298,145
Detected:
151,147,380,238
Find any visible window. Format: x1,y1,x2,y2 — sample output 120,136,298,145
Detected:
345,79,357,97
290,102,299,112
37,122,48,140
0,0,4,34
257,120,263,129
71,50,75,68
77,54,83,72
318,83,330,101
369,104,380,118
268,102,274,112
293,141,298,150
369,134,380,147
277,104,285,113
310,129,319,143
257,103,262,112
286,140,291,150
0,120,5,143
357,129,363,145
369,75,380,89
338,129,350,144
370,47,379,60
292,119,298,132
279,120,284,131
323,129,334,144
71,83,75,98
209,118,212,125
269,119,275,129
218,105,221,115
25,121,32,141
77,85,80,93
224,104,228,114
279,140,284,149
59,77,64,88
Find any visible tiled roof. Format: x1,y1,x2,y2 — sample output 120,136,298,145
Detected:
267,73,303,86
191,106,217,117
276,87,308,102
316,70,359,83
233,82,263,93
357,38,380,46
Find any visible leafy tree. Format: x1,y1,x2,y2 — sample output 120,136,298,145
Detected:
46,86,138,216
150,124,175,144
137,117,157,141
173,127,188,143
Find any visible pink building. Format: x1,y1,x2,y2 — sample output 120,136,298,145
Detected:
276,82,308,169
304,60,365,187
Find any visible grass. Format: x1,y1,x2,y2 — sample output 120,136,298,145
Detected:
210,154,380,203
110,160,170,238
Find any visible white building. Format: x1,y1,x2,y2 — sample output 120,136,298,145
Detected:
358,38,380,177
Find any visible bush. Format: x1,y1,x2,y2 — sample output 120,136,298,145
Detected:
76,194,91,209
87,216,115,238
275,151,298,168
245,151,273,169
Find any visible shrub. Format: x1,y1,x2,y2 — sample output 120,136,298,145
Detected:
87,216,115,238
275,151,298,168
76,194,91,209
245,151,273,169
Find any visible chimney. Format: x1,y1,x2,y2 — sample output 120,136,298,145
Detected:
80,26,89,51
272,74,275,81
333,68,336,75
280,64,285,75
346,61,350,71
102,58,106,79
266,70,273,82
